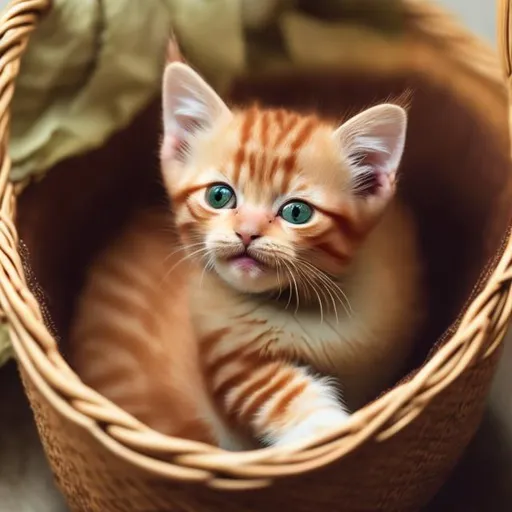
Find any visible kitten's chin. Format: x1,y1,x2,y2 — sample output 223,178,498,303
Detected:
214,258,281,294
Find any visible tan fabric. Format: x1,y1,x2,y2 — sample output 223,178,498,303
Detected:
9,0,406,182
10,0,175,181
8,0,249,181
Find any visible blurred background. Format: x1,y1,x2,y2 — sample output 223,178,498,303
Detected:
423,2,512,511
442,0,495,43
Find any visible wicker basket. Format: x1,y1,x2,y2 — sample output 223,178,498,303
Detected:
2,1,512,511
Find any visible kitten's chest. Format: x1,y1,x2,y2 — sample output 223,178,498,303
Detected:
263,308,351,373
193,286,350,375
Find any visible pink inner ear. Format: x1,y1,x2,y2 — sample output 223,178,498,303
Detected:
160,134,188,161
160,134,178,160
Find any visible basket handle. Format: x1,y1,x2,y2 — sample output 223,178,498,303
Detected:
0,0,51,194
0,0,51,367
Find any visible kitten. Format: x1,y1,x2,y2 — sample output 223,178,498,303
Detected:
71,63,421,451
158,63,421,449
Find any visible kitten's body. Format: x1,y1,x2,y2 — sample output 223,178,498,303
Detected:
72,199,418,450
188,201,418,450
194,200,418,406
70,211,214,444
71,62,422,450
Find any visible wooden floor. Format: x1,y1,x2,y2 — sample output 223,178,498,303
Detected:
1,359,512,512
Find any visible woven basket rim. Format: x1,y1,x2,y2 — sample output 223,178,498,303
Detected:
2,0,512,489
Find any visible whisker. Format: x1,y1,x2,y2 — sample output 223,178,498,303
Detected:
294,264,328,321
274,257,284,300
200,256,215,288
285,260,301,314
301,251,354,314
162,246,209,283
281,260,295,311
296,257,353,318
297,267,337,316
297,263,340,321
164,241,205,262
309,277,324,324
246,243,352,323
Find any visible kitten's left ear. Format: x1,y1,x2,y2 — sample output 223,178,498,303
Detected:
334,104,407,199
161,63,232,160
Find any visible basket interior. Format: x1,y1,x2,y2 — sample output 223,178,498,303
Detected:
15,68,512,413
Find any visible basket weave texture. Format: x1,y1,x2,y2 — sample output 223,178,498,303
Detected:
2,1,512,511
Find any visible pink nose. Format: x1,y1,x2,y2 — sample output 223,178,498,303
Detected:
233,207,271,246
235,230,261,246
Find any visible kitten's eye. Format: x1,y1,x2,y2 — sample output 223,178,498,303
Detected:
280,201,313,225
206,184,236,209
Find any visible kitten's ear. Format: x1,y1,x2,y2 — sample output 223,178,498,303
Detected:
333,104,407,197
161,63,232,160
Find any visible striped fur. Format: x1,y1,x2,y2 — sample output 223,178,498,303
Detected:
70,211,215,444
160,64,421,449
71,63,422,451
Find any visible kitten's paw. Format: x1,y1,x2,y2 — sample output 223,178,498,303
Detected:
274,409,349,448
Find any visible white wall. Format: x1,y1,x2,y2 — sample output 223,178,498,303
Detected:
440,0,496,44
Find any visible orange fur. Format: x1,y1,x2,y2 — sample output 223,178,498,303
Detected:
71,63,422,450
70,211,214,444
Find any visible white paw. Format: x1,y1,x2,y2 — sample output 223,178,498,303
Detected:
274,408,349,448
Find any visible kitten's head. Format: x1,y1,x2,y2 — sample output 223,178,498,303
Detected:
161,63,407,295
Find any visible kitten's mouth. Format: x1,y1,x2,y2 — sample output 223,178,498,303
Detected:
215,249,280,292
226,251,268,271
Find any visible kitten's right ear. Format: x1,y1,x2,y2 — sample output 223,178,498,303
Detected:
161,63,232,160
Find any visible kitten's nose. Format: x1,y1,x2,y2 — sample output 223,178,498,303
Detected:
235,231,261,246
234,207,272,246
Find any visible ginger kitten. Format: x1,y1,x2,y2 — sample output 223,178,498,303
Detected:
71,62,421,451
70,210,215,443
160,63,421,449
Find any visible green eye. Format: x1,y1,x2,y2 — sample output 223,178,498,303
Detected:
206,184,236,209
280,201,313,225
